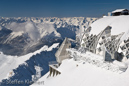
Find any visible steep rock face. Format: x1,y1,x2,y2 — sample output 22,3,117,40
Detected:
56,25,79,39
0,17,97,56
0,30,31,55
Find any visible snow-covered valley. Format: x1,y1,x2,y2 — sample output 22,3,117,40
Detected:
0,17,97,56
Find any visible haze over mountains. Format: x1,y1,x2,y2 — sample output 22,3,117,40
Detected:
0,17,97,56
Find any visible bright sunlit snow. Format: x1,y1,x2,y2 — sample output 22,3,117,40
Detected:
0,43,59,81
32,58,129,86
91,15,129,41
31,15,129,86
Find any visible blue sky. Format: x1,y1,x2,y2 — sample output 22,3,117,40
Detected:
0,0,129,17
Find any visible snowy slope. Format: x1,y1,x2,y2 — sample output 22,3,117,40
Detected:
0,43,59,82
90,15,129,41
32,58,129,86
31,15,129,86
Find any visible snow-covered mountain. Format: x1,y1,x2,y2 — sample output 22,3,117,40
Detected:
0,17,97,56
0,17,97,86
31,15,129,86
1,13,129,86
0,43,59,86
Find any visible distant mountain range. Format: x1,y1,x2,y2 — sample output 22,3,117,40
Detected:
0,17,97,56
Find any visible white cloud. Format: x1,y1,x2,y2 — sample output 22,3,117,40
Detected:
6,21,41,42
